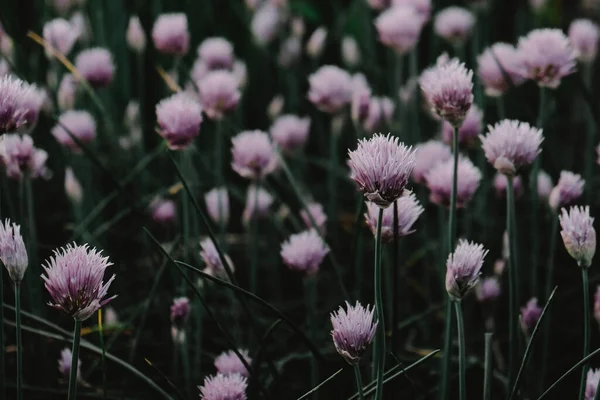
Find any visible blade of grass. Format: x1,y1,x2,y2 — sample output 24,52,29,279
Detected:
144,359,187,400
297,368,345,400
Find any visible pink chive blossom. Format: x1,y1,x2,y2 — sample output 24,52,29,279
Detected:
269,115,311,153
70,12,90,44
74,48,115,87
520,298,542,334
0,134,49,180
442,104,483,147
280,229,329,275
493,173,524,199
425,156,482,208
198,70,241,120
477,43,525,97
152,13,190,55
198,37,235,70
330,301,378,365
58,348,81,381
420,58,474,127
0,219,28,283
155,92,203,150
594,286,600,329
433,7,476,45
198,373,248,400
242,185,274,225
412,140,452,183
43,18,78,58
251,3,283,46
308,65,353,114
170,297,191,329
538,170,553,201
517,28,577,89
64,167,83,205
364,192,424,243
231,130,278,180
446,239,488,301
214,349,252,377
586,369,600,400
569,19,600,63
392,0,432,21
42,243,116,321
150,197,177,225
200,238,235,278
126,16,147,54
367,0,390,10
205,187,230,227
300,202,328,234
57,74,77,111
0,75,42,133
559,206,596,268
350,74,372,126
480,119,543,176
549,171,585,211
375,6,423,55
475,277,501,302
51,110,97,152
306,27,327,59
363,97,394,132
348,133,416,208
342,36,361,67
19,86,45,130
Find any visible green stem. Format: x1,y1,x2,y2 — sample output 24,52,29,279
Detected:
250,181,260,294
15,282,22,400
354,364,365,400
181,338,192,399
215,121,226,241
580,267,591,400
24,178,39,310
305,276,318,398
97,311,107,400
484,332,493,400
409,48,420,143
353,197,365,300
455,302,466,400
391,200,399,353
507,176,518,393
450,127,459,248
373,208,385,400
497,97,505,120
0,261,4,399
68,320,82,400
328,128,338,233
394,54,404,130
180,151,191,265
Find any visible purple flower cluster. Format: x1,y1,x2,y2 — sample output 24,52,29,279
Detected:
199,373,247,400
280,229,329,275
0,134,49,180
364,192,424,243
155,92,203,150
446,239,488,301
330,301,378,364
214,349,252,377
231,130,278,180
559,206,596,268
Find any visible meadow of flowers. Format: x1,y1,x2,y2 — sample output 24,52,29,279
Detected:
0,0,599,399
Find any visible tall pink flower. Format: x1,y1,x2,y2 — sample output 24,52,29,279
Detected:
308,65,352,114
569,19,600,63
477,43,525,97
198,70,241,120
375,6,423,55
152,13,190,55
155,92,203,150
433,6,475,45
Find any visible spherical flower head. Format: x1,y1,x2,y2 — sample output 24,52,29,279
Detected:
442,104,483,147
170,296,190,328
411,140,451,183
58,347,81,381
42,243,116,321
270,115,311,153
493,173,523,199
480,119,543,176
0,75,40,133
231,130,278,180
342,36,361,67
434,7,475,45
569,19,600,63
280,229,329,275
251,3,282,46
65,167,83,204
520,298,542,334
75,48,115,88
300,202,328,235
538,170,553,201
43,18,78,58
549,171,585,211
477,43,526,97
586,369,600,400
242,185,274,224
306,27,327,59
200,238,235,278
199,373,247,400
348,133,416,208
392,0,432,21
446,239,488,301
198,37,234,70
155,92,203,150
425,156,482,208
364,192,424,243
308,65,353,114
330,301,378,365
150,197,176,225
364,97,394,132
559,206,596,268
198,70,241,120
205,187,230,227
0,219,28,283
51,110,97,152
152,13,189,55
517,29,577,89
0,134,48,180
375,6,423,55
475,277,501,302
58,74,77,111
126,16,147,54
420,59,474,127
350,74,372,125
214,349,252,377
